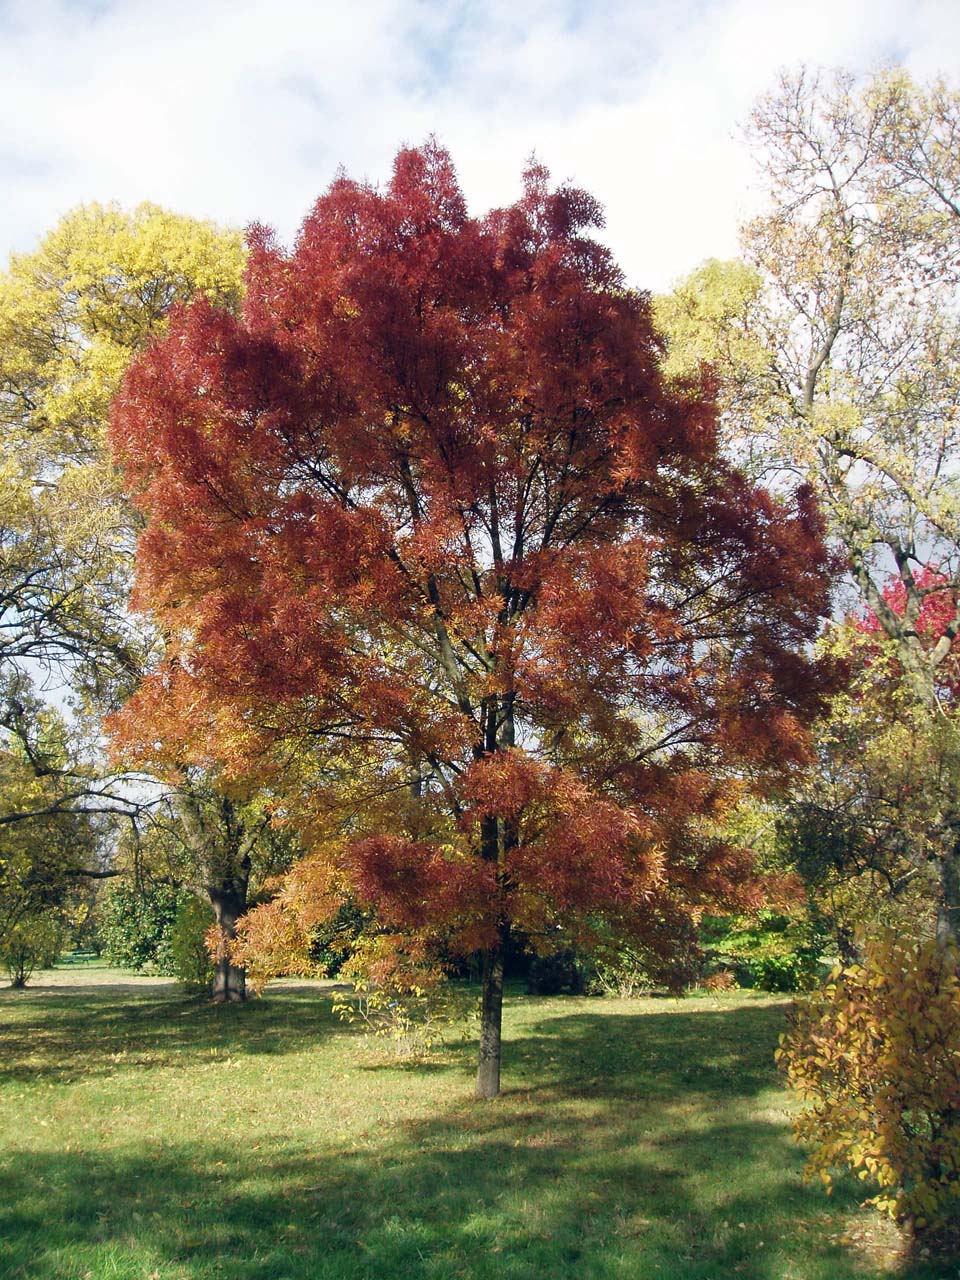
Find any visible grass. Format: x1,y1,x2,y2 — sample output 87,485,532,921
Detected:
0,963,952,1279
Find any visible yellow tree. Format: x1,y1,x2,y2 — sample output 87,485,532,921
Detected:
0,204,267,998
0,203,245,696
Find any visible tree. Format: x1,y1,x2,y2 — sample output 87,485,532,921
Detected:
165,783,282,1001
0,202,245,699
0,202,277,994
0,693,102,953
111,143,837,1096
658,69,960,943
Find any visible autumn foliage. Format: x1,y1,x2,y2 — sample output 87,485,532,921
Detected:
110,142,837,1094
778,931,960,1240
859,566,960,701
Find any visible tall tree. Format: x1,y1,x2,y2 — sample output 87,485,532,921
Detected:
658,69,960,943
0,202,245,699
0,203,273,995
112,144,837,1095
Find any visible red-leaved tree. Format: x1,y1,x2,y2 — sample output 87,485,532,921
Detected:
110,144,837,1096
859,566,960,703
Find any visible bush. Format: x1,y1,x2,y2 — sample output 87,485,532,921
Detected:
588,944,652,997
746,952,818,993
333,935,474,1057
99,880,183,973
1,912,63,987
702,968,737,993
700,910,822,992
170,895,215,992
777,931,960,1242
526,948,589,995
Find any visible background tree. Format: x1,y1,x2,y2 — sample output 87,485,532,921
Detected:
91,777,295,999
162,783,289,1001
112,143,837,1096
0,202,245,702
779,572,960,957
0,203,277,992
0,689,103,972
658,69,960,943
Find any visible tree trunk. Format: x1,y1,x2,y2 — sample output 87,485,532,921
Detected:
474,697,515,1098
935,847,960,950
208,886,247,1002
476,932,505,1099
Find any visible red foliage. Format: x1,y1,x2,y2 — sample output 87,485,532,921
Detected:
110,143,838,990
857,565,960,699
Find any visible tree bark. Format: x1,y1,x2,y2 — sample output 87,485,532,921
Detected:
475,790,508,1099
935,848,960,950
208,885,247,1002
476,929,506,1099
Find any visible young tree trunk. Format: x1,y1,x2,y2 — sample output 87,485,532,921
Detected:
208,886,247,1002
935,848,960,950
475,780,509,1100
476,932,505,1099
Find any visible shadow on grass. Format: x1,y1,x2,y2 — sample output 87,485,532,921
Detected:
503,1000,794,1102
0,986,348,1084
0,997,947,1279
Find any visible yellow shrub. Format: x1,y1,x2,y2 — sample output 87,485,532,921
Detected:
777,931,960,1237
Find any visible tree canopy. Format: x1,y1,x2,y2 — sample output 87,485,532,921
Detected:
657,69,960,943
111,142,837,1094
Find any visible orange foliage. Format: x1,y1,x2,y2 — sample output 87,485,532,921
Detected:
110,143,839,1014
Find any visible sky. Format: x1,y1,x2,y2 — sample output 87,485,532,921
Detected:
2,0,959,292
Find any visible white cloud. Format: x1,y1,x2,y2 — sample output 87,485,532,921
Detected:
2,0,959,289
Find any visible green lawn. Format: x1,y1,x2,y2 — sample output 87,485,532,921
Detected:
0,965,948,1279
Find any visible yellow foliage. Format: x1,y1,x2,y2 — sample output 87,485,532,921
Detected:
0,202,244,461
778,930,960,1237
0,201,244,699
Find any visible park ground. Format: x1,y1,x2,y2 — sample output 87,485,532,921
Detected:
0,965,955,1280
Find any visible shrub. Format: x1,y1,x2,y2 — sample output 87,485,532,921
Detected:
588,944,652,997
170,895,215,992
527,948,589,996
748,952,818,993
99,880,183,973
700,910,822,992
777,931,960,1242
702,968,737,993
332,935,474,1057
1,912,63,987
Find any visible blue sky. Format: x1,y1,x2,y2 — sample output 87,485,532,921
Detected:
2,0,958,289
